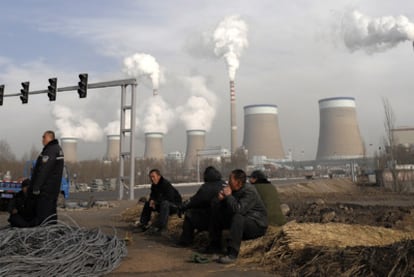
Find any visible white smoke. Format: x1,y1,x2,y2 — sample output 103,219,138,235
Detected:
213,15,248,80
177,76,217,131
340,10,414,53
52,105,103,142
140,95,175,134
104,110,135,136
123,53,164,90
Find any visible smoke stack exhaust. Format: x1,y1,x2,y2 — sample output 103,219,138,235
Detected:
144,132,165,161
230,80,237,153
316,97,364,160
183,130,206,170
105,135,120,161
60,137,78,163
243,104,285,160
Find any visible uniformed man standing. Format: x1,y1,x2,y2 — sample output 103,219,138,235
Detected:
31,130,64,226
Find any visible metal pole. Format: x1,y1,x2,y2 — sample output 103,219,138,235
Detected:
196,152,200,184
118,85,126,200
129,84,137,200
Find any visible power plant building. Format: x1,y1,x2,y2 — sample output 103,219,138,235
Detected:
316,97,364,160
144,132,165,161
183,130,206,170
392,127,414,147
60,137,78,163
242,104,285,161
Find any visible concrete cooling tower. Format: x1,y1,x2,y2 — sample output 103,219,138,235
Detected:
183,130,206,170
316,97,364,160
144,132,164,160
242,104,285,160
60,137,77,163
105,135,120,161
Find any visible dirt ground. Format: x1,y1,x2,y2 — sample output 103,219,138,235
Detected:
1,178,413,276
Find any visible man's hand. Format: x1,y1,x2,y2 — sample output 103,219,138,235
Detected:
149,200,155,209
33,189,40,196
218,185,231,200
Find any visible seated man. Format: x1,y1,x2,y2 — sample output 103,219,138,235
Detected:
205,169,268,264
248,170,286,226
177,166,225,246
136,169,182,235
8,179,37,227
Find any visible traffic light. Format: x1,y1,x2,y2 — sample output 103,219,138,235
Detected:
47,77,57,101
77,73,88,98
0,85,4,106
20,82,29,104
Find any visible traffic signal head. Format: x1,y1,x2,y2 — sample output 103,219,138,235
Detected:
0,85,4,106
20,82,29,104
77,73,88,98
48,78,57,101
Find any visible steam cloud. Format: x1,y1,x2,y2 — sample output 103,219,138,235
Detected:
140,96,175,134
104,111,134,136
340,10,414,53
177,76,217,131
52,105,103,141
123,53,163,90
213,15,248,80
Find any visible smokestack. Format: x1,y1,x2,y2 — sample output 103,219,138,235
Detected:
316,97,364,160
243,104,285,160
230,80,237,153
144,132,165,160
60,137,78,163
183,130,206,170
105,135,120,161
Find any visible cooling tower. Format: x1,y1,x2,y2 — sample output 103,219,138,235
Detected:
60,137,77,163
230,80,237,154
316,97,364,160
144,132,164,160
243,104,285,160
105,135,120,161
183,130,206,170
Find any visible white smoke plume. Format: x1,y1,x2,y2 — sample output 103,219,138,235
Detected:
340,10,414,53
104,111,135,136
213,15,248,80
52,105,103,142
140,95,175,134
177,76,217,131
123,53,164,90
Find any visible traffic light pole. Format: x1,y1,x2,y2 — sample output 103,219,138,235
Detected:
3,78,138,200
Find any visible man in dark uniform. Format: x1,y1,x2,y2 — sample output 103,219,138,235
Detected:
136,169,182,235
31,130,64,226
205,169,268,264
177,166,225,246
8,179,37,227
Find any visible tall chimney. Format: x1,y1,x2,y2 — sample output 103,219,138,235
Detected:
230,80,237,153
60,137,78,163
144,132,164,161
316,97,364,160
243,104,285,160
183,130,206,171
105,135,120,161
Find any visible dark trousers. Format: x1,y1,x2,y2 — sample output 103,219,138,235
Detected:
179,209,210,244
209,201,267,256
8,214,32,227
34,195,58,226
140,200,178,229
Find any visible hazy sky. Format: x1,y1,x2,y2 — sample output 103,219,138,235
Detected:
0,0,413,161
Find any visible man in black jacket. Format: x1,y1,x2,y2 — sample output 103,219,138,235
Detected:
31,130,64,226
205,169,268,264
137,169,182,235
177,166,225,246
8,179,37,227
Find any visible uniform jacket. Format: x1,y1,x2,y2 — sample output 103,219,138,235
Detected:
31,139,64,199
149,176,182,205
225,183,268,228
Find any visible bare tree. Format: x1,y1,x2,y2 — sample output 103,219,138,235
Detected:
382,97,399,191
0,139,16,162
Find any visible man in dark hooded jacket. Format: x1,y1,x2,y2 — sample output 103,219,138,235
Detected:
31,130,64,226
177,166,225,246
8,179,37,227
137,169,182,235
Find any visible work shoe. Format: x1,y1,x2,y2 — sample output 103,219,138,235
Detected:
132,222,150,233
217,254,237,264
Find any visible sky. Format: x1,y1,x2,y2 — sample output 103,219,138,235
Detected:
0,0,413,161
